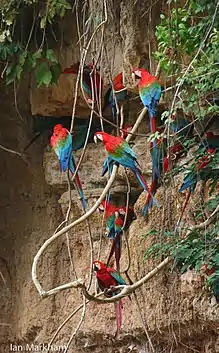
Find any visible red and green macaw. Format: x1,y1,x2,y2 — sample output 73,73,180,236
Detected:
203,264,219,303
103,72,128,121
101,125,134,177
142,136,167,216
94,132,157,205
201,131,219,150
132,67,161,141
163,143,185,173
93,260,126,335
99,200,136,271
177,148,217,228
120,124,133,139
132,68,162,184
169,113,193,137
163,114,194,173
63,62,102,104
50,124,86,209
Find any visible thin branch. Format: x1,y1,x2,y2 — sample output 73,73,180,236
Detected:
0,143,25,158
63,295,86,353
32,108,147,297
185,204,219,235
48,292,104,348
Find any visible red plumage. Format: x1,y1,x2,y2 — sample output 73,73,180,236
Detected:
96,132,124,154
93,261,118,290
113,72,125,91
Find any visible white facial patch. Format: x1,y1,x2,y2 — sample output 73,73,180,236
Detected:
134,70,142,77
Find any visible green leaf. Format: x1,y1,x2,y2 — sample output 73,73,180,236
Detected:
35,62,51,87
50,63,61,83
16,64,23,80
19,50,28,66
6,65,17,85
42,70,52,86
45,49,58,63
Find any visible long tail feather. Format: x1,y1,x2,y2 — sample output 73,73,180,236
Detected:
142,179,158,216
149,116,157,134
175,189,191,229
135,171,159,207
69,158,87,210
107,234,121,272
114,301,122,336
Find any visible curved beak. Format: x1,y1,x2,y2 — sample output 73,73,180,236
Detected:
94,135,98,144
131,72,136,85
97,204,104,213
118,208,126,215
93,264,98,271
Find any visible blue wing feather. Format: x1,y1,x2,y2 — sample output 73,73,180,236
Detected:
140,82,161,116
102,156,114,176
57,133,72,172
110,270,126,285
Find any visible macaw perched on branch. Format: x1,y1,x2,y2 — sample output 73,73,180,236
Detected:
201,131,219,150
101,125,134,177
94,132,157,205
50,124,86,209
132,68,162,134
63,62,102,104
204,264,219,303
120,124,134,139
132,68,162,182
163,143,185,173
103,72,128,122
169,113,193,137
177,147,217,228
142,136,167,216
93,260,127,335
177,131,219,227
99,200,136,271
163,114,194,173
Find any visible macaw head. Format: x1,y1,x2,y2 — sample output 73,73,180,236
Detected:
94,131,110,144
50,124,65,147
205,131,214,138
62,62,80,74
132,68,150,85
113,72,124,90
93,260,105,271
121,124,133,139
53,124,63,135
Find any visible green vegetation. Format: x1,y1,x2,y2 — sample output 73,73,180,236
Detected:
145,0,219,300
0,0,72,86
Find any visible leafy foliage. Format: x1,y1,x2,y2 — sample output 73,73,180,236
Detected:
143,198,219,297
154,0,219,119
145,0,219,301
0,0,71,86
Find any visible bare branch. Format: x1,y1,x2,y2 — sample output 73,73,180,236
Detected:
0,143,24,158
